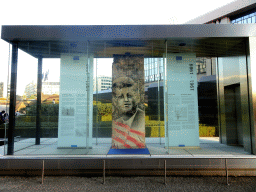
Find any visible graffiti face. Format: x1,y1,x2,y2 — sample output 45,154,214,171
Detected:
115,87,135,114
113,76,139,116
112,55,145,149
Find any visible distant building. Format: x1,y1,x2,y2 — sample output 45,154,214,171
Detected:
24,81,60,98
185,0,256,24
144,58,164,88
42,82,59,95
0,82,3,98
93,75,112,92
24,81,37,98
196,57,216,81
144,57,215,87
7,84,10,97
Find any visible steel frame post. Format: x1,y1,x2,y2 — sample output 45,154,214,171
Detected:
7,42,18,155
36,56,42,145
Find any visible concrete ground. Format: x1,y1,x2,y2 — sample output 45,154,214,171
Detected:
1,137,253,157
0,176,256,192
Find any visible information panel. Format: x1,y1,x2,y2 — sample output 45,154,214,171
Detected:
58,54,93,148
165,53,199,147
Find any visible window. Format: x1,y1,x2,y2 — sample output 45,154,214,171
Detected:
196,58,206,74
231,9,256,24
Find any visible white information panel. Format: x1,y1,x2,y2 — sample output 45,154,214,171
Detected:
58,53,93,148
165,53,199,147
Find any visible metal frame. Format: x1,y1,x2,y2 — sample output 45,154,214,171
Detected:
36,56,42,145
0,157,256,177
248,37,256,154
1,25,256,174
7,42,18,155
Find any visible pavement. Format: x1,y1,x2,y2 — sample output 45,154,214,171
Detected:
0,176,256,192
1,137,253,157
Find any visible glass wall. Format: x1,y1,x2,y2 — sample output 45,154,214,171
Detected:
0,40,11,156
197,57,218,137
37,59,60,154
3,39,252,156
11,48,38,155
231,8,256,24
93,58,113,146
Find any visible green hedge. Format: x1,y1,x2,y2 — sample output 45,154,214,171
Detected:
1,117,217,138
199,124,216,137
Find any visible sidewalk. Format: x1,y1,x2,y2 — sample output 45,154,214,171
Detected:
0,176,255,192
1,137,253,157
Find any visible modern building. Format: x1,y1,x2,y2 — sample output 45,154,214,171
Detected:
24,81,37,98
24,81,60,98
144,54,214,86
186,0,256,24
0,82,3,98
93,75,112,92
42,82,60,95
186,0,256,148
1,0,256,176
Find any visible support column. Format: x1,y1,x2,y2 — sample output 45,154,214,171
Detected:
7,42,18,155
248,37,256,154
36,56,42,145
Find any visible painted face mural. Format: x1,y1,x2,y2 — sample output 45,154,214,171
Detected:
112,55,145,149
116,87,134,113
113,77,139,117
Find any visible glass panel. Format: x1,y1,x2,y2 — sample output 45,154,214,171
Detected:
55,42,93,155
9,41,95,155
90,42,112,154
144,44,165,154
3,36,249,157
198,58,218,138
14,48,38,155
93,58,113,142
0,40,11,156
253,16,256,23
165,50,199,151
40,58,60,154
231,12,256,24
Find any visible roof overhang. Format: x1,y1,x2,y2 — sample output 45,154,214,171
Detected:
1,24,256,58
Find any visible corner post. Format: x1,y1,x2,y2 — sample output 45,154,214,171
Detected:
7,42,18,155
36,56,42,145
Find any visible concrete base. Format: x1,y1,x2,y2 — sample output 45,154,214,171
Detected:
0,137,255,176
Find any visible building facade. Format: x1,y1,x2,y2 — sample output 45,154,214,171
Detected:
93,75,112,92
186,0,256,149
42,82,60,95
0,82,3,98
144,57,215,85
24,81,37,98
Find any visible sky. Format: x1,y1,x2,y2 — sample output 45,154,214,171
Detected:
0,0,236,96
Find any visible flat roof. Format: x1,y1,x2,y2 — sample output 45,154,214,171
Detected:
1,25,256,58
